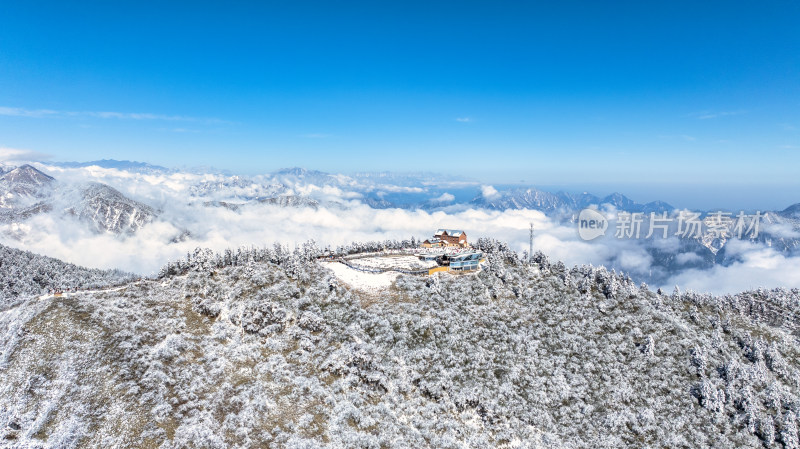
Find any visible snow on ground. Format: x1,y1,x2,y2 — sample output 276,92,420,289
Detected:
35,283,135,301
324,256,440,293
349,255,438,271
324,261,400,292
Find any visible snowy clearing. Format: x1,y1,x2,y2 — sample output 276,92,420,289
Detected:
324,261,400,291
347,255,438,271
324,255,438,292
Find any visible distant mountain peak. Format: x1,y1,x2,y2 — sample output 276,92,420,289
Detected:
50,159,170,173
72,182,156,234
274,167,328,177
780,203,800,218
471,185,673,214
82,181,127,197
276,167,305,175
270,167,355,188
1,164,55,185
601,192,636,207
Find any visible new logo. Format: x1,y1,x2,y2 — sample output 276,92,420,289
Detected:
578,208,608,240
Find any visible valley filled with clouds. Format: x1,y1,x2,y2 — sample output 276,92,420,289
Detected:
1,161,798,295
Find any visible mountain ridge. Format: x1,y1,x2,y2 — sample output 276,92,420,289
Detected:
1,241,799,447
0,165,159,234
49,159,171,173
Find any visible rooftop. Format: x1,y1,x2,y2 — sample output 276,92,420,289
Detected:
448,252,483,261
435,229,465,237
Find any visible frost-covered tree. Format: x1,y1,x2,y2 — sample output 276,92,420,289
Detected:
0,243,134,307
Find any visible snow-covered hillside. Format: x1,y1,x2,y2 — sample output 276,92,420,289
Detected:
0,164,54,209
66,183,156,234
2,241,800,447
0,243,135,308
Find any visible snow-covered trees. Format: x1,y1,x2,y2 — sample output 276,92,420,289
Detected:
2,240,800,447
0,243,134,307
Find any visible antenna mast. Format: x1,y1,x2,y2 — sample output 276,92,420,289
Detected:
529,222,534,263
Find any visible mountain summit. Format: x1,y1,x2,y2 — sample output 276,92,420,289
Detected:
69,183,157,234
1,164,55,186
0,164,56,208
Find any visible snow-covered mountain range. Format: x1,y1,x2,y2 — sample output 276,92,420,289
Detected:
10,160,775,219
470,187,675,214
50,159,171,174
0,165,156,234
0,160,798,292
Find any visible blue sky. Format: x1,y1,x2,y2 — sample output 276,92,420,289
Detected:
1,1,799,207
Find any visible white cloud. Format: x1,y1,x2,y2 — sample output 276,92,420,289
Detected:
0,106,224,124
675,252,703,265
0,187,552,276
0,107,60,118
5,195,800,296
762,220,800,239
0,146,51,162
665,246,800,294
480,185,500,200
369,185,425,194
616,249,654,271
3,165,800,296
293,183,362,201
455,117,473,123
431,193,455,203
690,110,746,120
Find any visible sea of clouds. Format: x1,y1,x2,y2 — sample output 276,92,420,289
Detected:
2,163,799,295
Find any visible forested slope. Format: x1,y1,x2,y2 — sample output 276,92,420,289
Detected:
1,241,799,447
0,243,135,308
